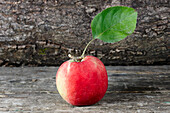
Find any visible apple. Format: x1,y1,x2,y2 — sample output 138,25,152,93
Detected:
56,56,108,106
56,6,137,106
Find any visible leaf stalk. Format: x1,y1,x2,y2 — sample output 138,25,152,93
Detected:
81,38,95,57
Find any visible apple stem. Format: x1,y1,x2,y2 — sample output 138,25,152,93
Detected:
81,38,95,57
68,54,83,62
68,38,95,62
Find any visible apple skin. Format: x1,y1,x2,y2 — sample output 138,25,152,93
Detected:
56,56,108,106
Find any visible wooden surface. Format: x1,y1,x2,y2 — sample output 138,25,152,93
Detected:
0,66,170,113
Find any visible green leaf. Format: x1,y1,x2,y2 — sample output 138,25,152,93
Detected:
91,6,137,43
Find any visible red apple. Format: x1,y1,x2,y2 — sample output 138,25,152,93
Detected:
56,56,108,106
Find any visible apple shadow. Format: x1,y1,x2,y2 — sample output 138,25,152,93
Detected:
97,72,169,105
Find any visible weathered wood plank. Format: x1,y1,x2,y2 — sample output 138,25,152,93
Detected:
0,66,170,113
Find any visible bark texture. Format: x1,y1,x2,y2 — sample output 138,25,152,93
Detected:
0,0,169,66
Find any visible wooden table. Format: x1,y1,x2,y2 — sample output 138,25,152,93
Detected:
0,66,170,113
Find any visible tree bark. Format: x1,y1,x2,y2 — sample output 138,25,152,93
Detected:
0,0,169,66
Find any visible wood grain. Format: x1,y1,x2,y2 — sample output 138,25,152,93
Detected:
0,66,170,113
